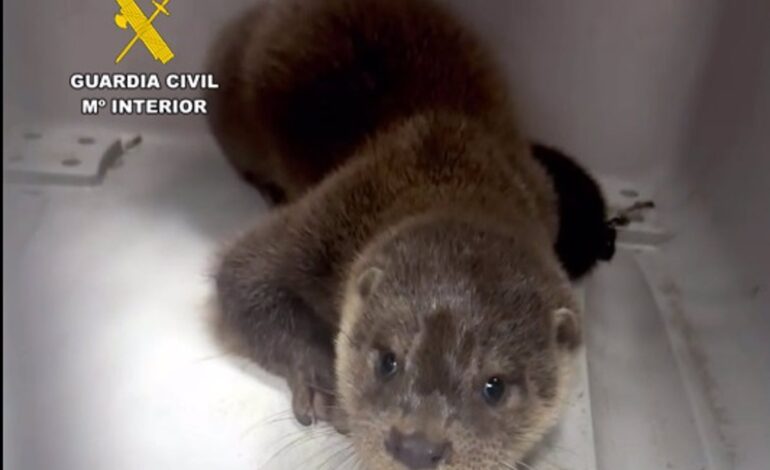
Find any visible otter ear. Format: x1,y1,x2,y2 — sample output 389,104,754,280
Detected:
554,307,581,351
357,266,384,298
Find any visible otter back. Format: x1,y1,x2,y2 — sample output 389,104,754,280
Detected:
205,0,522,201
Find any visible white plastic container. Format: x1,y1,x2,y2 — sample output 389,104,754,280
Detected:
3,1,768,469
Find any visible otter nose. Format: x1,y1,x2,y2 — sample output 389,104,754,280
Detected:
385,428,451,469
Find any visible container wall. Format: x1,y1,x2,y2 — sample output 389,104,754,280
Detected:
2,0,725,187
3,1,769,469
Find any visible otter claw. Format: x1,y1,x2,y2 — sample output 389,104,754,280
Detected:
291,384,315,426
290,382,336,427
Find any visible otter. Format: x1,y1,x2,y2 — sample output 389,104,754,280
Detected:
207,0,610,468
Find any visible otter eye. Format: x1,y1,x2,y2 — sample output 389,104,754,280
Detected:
378,351,399,379
483,376,506,405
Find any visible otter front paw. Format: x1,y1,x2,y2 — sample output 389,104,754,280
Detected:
289,377,335,426
288,375,349,434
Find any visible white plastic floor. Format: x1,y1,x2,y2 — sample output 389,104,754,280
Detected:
4,128,768,470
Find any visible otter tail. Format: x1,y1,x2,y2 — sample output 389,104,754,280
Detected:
531,144,617,280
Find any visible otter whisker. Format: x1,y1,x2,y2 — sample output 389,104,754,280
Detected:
513,459,542,470
543,443,580,459
335,445,359,470
318,441,356,470
259,426,332,469
239,408,298,437
316,425,345,437
297,436,350,468
240,416,298,438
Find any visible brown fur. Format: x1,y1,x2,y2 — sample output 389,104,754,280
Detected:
205,0,550,210
208,0,581,468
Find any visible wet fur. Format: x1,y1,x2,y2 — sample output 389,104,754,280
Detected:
337,214,579,469
206,0,613,280
208,0,599,468
206,0,534,203
215,112,579,468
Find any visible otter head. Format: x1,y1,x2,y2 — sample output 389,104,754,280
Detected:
336,216,580,469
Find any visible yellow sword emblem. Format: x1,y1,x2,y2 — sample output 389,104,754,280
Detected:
114,0,175,64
